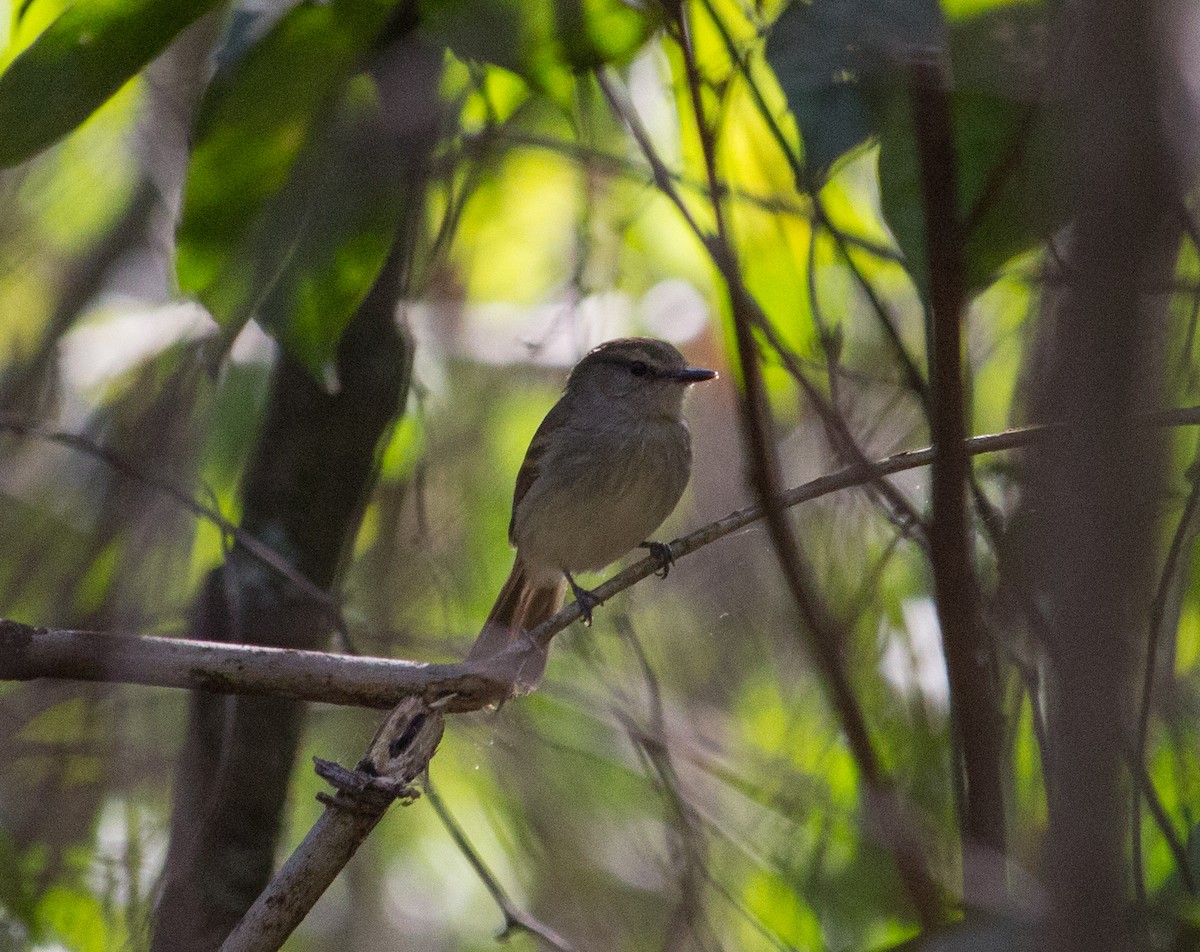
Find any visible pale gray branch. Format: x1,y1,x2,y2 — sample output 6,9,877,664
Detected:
0,620,504,711
221,698,447,952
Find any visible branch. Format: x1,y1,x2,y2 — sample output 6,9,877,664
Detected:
0,619,506,711
423,778,579,952
668,11,943,925
909,56,1007,901
220,698,446,952
8,408,1200,706
1133,439,1200,898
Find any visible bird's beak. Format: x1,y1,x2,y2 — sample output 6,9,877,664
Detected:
670,367,718,383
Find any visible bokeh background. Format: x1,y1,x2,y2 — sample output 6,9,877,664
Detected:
1,0,1198,949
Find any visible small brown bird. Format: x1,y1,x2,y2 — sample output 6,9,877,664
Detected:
467,337,717,687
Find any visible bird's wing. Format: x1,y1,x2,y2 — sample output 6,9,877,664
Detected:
509,399,572,545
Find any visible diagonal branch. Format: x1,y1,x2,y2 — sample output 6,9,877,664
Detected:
661,10,943,924
423,778,579,952
220,698,446,952
0,419,347,629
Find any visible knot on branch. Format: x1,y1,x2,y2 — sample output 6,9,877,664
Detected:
315,696,446,812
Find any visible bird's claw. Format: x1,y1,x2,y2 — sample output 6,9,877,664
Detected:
566,573,602,627
641,540,675,579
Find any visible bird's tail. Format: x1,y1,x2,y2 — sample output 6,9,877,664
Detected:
466,559,565,690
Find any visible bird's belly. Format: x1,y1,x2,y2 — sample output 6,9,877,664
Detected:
512,427,691,575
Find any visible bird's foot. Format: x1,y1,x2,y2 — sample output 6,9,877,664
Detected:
566,572,602,627
640,540,675,579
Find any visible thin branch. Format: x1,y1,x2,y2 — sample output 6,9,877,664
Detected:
669,8,943,925
423,777,579,952
594,70,707,241
1126,744,1197,897
0,419,347,629
1133,442,1200,899
1176,208,1200,383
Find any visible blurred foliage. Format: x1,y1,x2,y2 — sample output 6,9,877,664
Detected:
0,0,1198,950
0,0,222,166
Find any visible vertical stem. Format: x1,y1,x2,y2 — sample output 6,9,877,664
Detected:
908,57,1007,903
1027,0,1176,945
1133,459,1200,898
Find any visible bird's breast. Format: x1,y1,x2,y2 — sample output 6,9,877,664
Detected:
511,417,693,576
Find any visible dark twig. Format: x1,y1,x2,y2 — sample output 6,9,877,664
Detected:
909,57,1007,902
423,777,579,952
594,70,707,242
1176,209,1200,382
667,8,943,925
674,7,884,790
1133,442,1200,899
1125,742,1197,897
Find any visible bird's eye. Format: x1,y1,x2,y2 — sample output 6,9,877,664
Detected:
629,360,650,377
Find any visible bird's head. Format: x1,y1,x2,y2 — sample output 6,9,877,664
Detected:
565,337,718,417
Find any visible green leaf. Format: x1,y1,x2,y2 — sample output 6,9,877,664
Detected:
176,0,397,302
0,0,224,167
419,0,656,103
190,77,409,379
876,3,1065,295
766,0,943,180
175,0,406,377
251,89,405,378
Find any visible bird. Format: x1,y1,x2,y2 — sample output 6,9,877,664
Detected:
466,337,718,688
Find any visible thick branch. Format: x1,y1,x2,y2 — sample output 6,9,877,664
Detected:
1029,0,1176,945
0,620,504,711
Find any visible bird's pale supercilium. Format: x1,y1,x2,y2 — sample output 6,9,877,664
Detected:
466,337,718,688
